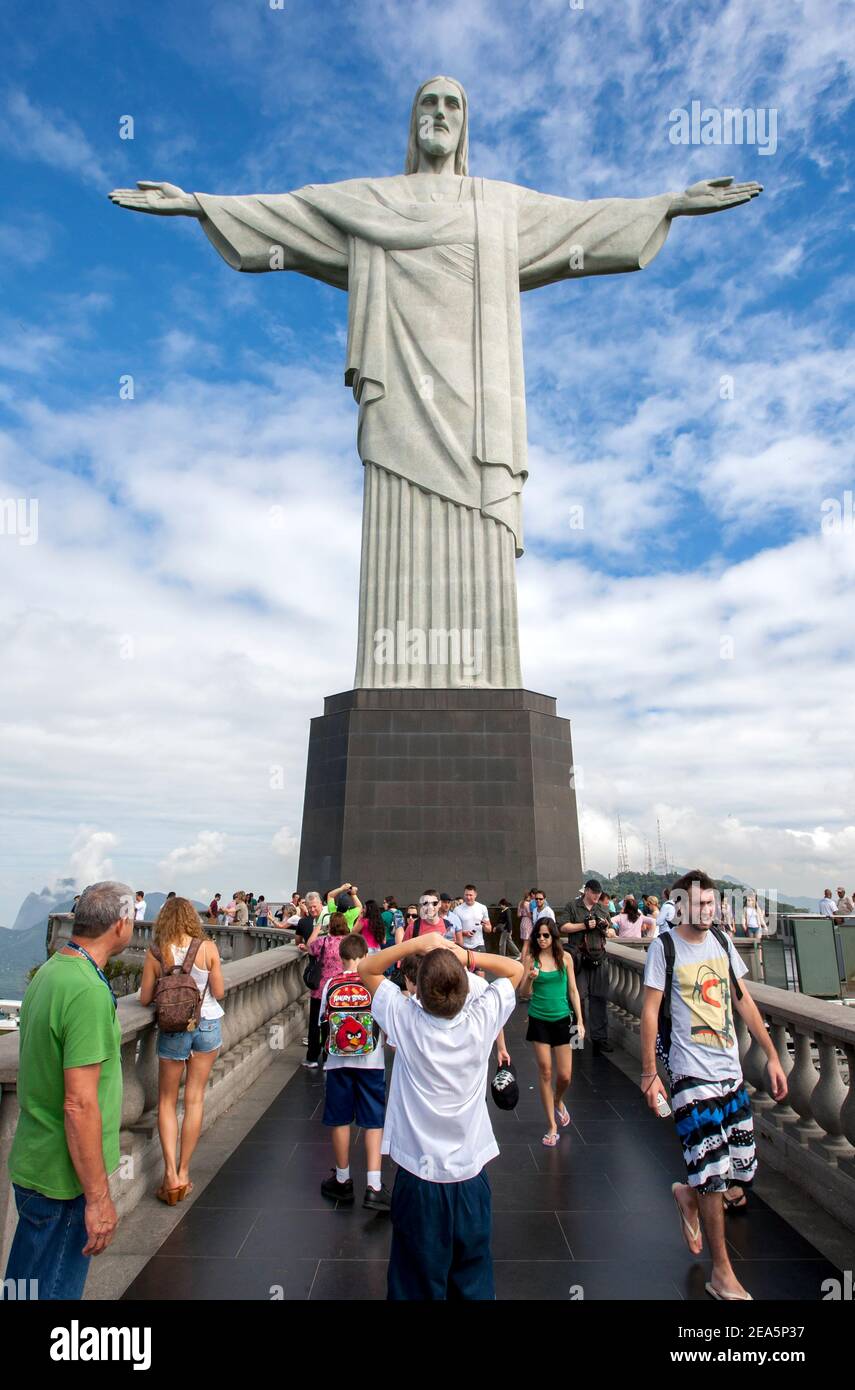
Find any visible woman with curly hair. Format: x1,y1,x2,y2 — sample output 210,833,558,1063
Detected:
140,897,225,1203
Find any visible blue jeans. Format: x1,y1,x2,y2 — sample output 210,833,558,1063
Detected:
387,1167,494,1301
3,1186,90,1300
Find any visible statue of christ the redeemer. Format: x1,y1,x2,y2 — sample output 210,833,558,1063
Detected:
110,76,761,690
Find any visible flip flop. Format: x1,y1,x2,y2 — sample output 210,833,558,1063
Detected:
723,1191,748,1212
554,1104,571,1128
671,1182,702,1253
705,1282,752,1301
542,1131,560,1147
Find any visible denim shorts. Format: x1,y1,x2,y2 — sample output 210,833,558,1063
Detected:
157,1016,222,1060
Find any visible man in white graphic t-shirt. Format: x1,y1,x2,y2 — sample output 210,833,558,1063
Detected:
453,885,491,955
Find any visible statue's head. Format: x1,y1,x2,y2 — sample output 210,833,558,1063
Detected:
405,75,469,175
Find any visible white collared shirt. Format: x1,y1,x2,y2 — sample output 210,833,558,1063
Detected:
372,974,516,1183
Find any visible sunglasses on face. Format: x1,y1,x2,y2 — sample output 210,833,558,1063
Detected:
407,912,419,918
536,932,552,940
420,899,439,907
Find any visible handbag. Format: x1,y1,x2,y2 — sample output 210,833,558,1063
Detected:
302,938,325,991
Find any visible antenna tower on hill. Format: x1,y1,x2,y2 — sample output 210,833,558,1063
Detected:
616,814,630,876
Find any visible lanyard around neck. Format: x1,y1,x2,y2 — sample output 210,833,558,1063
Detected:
64,941,118,1010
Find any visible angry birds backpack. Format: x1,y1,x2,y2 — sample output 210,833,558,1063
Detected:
322,973,379,1058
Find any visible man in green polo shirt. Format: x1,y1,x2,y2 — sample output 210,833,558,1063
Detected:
5,880,134,1299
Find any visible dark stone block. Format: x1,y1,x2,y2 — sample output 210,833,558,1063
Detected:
296,688,582,906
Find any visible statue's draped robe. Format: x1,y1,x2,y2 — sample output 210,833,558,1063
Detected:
197,175,672,688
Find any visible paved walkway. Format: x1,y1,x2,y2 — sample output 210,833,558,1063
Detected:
122,1006,845,1301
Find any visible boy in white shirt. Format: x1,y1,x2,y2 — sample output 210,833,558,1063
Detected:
358,932,523,1300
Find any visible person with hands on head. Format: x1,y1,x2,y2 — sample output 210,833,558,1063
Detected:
356,932,523,1300
639,869,787,1303
327,882,363,931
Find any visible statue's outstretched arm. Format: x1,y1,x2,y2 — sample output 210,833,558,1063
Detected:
108,181,200,217
668,177,762,218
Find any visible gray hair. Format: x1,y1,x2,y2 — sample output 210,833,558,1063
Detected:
73,880,134,939
405,75,469,176
305,891,322,906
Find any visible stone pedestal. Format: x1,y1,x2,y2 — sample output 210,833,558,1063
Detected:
296,688,582,910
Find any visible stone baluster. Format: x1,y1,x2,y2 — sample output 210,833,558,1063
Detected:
786,1029,823,1141
119,1036,146,1131
219,985,237,1054
809,1035,854,1162
766,1017,797,1124
625,966,642,1031
741,1013,773,1110
136,1026,160,1114
617,961,633,1022
840,1043,855,1180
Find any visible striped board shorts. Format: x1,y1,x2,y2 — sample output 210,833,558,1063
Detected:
671,1075,757,1194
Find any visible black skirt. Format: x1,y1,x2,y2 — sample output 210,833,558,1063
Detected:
526,1014,574,1047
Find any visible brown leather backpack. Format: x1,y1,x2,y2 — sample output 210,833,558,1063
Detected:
151,939,208,1033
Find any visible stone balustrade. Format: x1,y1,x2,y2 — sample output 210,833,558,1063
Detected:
47,913,297,964
0,944,308,1272
605,940,855,1231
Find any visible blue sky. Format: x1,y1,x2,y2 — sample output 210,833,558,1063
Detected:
1,0,854,921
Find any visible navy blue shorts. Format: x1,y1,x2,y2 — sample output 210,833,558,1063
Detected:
322,1066,386,1129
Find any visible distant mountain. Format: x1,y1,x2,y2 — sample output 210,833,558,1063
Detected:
0,922,49,999
11,882,76,932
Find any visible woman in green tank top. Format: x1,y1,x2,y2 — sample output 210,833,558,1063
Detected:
522,918,585,1146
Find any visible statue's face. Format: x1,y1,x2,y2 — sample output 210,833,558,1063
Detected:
416,79,464,163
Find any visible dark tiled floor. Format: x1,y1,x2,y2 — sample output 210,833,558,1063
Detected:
122,1010,842,1301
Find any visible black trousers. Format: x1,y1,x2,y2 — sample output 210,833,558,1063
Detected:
306,995,323,1062
576,963,609,1042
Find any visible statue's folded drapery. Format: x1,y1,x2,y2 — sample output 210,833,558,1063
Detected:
196,176,672,687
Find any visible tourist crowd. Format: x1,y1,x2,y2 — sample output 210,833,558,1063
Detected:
5,871,795,1302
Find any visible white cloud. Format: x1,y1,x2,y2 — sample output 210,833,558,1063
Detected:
66,827,119,888
0,89,111,189
272,827,299,858
160,832,227,877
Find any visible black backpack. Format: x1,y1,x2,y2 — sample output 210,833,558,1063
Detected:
579,919,607,968
657,924,743,1060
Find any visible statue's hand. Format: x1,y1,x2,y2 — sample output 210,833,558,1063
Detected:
669,176,762,217
108,181,200,217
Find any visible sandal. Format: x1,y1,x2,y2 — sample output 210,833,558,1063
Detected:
705,1281,752,1301
541,1131,560,1147
177,1182,193,1201
723,1190,748,1212
155,1183,188,1206
554,1104,571,1128
671,1182,702,1254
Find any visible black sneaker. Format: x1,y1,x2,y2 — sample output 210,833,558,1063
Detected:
321,1170,354,1203
592,1041,614,1055
363,1184,392,1212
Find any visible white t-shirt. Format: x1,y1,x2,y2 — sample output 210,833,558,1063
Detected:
644,930,748,1084
319,972,385,1070
532,903,556,926
455,901,490,948
818,898,836,917
657,901,676,929
372,974,516,1182
441,909,462,940
134,900,146,921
